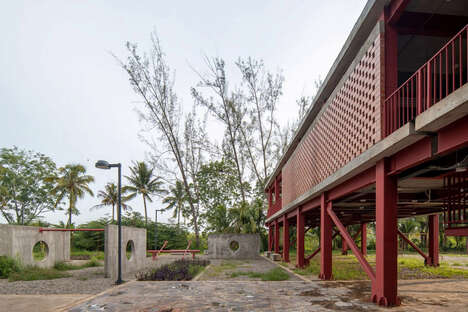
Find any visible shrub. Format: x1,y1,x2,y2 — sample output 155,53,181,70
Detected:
0,256,20,278
136,259,210,281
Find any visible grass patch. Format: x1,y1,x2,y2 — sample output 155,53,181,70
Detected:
54,257,101,271
8,267,70,282
230,268,289,281
70,250,105,260
136,259,210,281
398,258,468,278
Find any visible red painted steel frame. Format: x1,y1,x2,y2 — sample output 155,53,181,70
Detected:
306,231,340,263
39,228,104,232
148,240,168,260
397,229,429,262
427,214,440,266
373,159,400,306
268,226,273,252
445,227,468,236
282,215,290,262
361,223,367,256
296,207,305,268
274,220,280,254
341,228,363,255
319,194,333,280
328,206,376,282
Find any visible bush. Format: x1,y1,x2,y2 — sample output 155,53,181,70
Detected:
136,259,210,281
0,256,20,278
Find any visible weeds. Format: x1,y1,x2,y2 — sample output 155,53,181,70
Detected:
8,267,70,282
136,259,210,281
54,257,101,271
230,268,289,281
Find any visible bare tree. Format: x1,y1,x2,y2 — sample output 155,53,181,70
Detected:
191,57,249,202
236,58,284,187
116,33,202,245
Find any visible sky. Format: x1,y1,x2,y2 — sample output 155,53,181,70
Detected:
0,0,368,226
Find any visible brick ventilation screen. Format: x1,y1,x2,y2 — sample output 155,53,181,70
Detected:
282,34,383,206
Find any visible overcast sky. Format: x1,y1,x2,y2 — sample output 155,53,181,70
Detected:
0,0,367,226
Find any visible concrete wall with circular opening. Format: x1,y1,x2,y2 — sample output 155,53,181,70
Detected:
0,225,70,268
104,225,146,279
207,234,260,259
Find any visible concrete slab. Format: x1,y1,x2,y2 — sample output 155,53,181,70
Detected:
0,294,89,312
415,84,468,133
207,233,260,259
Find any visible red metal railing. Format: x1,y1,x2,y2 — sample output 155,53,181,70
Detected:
384,25,468,137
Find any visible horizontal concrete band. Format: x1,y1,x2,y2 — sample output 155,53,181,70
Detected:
266,86,468,223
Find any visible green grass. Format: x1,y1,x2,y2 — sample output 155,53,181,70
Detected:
398,258,468,278
8,267,70,282
54,257,101,271
230,267,289,281
70,250,105,260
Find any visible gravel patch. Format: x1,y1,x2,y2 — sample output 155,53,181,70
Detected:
0,255,185,295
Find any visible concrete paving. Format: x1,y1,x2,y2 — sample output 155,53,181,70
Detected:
0,294,89,312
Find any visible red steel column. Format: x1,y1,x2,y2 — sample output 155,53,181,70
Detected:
361,223,367,256
268,225,273,252
274,219,280,254
342,233,348,255
427,214,439,266
373,159,399,306
320,193,333,280
296,207,305,268
282,215,290,262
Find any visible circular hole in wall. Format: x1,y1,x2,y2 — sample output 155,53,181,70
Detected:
229,240,240,252
126,240,134,260
33,241,49,262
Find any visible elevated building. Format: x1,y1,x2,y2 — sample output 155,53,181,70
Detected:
265,0,468,306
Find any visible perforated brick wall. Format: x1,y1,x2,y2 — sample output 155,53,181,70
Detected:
282,32,383,206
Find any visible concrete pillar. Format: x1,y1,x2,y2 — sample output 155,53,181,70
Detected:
427,214,439,266
319,193,333,280
361,223,367,256
282,215,290,262
274,219,280,254
296,207,305,268
372,159,399,306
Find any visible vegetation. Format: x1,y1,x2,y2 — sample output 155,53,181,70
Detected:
92,182,132,221
8,267,70,282
162,180,187,228
47,164,94,228
124,161,166,226
136,259,210,281
0,147,60,224
230,267,289,281
0,256,20,278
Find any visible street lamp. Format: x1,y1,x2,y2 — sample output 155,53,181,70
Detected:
95,160,123,285
154,209,164,250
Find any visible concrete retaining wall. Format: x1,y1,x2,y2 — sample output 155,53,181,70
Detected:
207,233,260,259
104,225,147,279
0,224,70,268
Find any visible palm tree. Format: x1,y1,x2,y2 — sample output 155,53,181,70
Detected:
162,180,186,227
398,218,418,250
47,164,94,228
92,182,131,221
124,161,165,226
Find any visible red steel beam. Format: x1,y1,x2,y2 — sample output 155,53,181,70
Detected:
327,206,376,283
445,227,468,236
437,115,468,155
386,0,411,25
274,219,280,254
39,228,104,232
302,196,321,213
389,137,432,175
397,229,429,261
305,231,340,263
327,167,375,202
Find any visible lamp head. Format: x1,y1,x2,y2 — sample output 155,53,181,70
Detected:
95,160,111,169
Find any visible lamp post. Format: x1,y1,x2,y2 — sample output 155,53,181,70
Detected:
154,209,164,250
95,160,123,285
